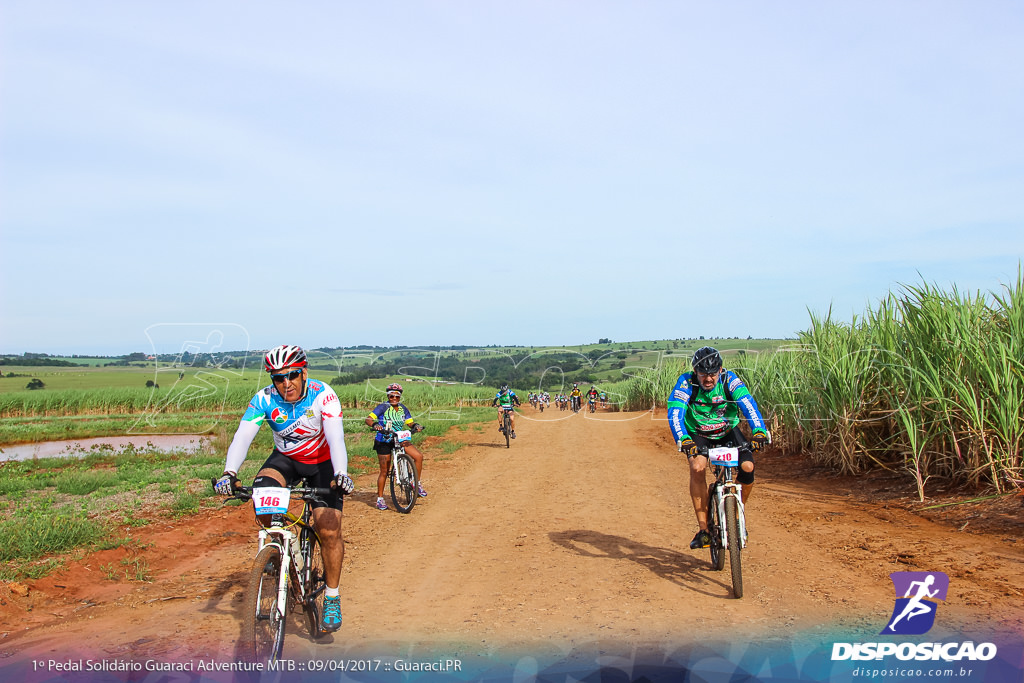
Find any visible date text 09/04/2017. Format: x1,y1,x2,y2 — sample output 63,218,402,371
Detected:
269,659,464,673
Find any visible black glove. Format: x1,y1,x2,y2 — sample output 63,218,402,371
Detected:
678,438,698,457
412,423,424,433
751,432,770,452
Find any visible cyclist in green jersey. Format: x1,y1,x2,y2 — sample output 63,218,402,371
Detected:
667,347,770,549
492,383,521,438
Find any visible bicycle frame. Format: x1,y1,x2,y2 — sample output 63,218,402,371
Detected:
708,460,747,552
697,443,750,598
389,440,408,480
241,485,328,628
235,483,327,626
379,429,419,511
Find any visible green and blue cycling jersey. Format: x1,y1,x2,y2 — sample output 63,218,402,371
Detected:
667,370,768,443
493,390,518,409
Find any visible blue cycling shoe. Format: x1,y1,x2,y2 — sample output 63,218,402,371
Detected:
321,596,342,632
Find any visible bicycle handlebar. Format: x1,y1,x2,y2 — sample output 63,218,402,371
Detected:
678,440,753,455
373,426,424,435
210,480,334,504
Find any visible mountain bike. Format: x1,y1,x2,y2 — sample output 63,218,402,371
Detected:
588,398,596,413
700,443,749,598
571,396,581,413
499,408,513,448
379,429,419,512
214,480,332,663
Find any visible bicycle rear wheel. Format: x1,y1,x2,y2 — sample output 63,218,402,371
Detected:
300,526,327,639
390,453,418,513
725,496,743,598
707,492,725,571
241,544,286,663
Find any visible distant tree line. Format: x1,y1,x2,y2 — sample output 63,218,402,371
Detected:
328,350,628,389
0,357,79,367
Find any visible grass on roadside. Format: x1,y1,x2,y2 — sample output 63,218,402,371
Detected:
0,410,495,581
0,506,104,564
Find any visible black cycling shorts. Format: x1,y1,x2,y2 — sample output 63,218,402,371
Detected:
256,450,343,512
373,439,396,456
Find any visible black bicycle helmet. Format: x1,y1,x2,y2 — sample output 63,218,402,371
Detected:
691,346,723,374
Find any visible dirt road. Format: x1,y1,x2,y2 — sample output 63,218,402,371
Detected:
2,408,1022,679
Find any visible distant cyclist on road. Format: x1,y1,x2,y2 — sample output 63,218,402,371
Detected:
667,347,770,550
365,383,428,511
214,344,354,633
569,384,583,412
586,386,599,411
492,383,521,439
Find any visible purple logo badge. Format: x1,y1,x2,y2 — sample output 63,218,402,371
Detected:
882,571,949,635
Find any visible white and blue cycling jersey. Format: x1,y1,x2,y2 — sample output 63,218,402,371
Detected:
224,379,347,473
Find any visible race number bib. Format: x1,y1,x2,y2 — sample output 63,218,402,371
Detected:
253,486,290,515
707,447,740,467
395,430,413,443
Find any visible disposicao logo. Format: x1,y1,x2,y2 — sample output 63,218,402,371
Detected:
883,571,949,635
831,571,997,662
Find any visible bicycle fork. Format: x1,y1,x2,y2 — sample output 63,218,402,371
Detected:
258,528,297,621
714,483,748,550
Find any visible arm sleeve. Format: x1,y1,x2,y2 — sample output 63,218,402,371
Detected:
727,371,769,435
224,419,261,475
324,417,349,475
666,374,693,443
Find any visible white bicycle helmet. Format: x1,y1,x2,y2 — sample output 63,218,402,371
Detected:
263,344,308,373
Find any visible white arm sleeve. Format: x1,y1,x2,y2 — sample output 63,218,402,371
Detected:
224,419,261,475
324,417,349,476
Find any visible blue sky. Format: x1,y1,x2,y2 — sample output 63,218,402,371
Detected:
2,1,1022,356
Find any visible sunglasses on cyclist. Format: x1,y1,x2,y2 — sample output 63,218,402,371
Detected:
387,392,402,399
271,369,303,383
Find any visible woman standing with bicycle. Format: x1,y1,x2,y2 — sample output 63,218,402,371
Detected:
214,345,354,633
365,383,427,511
667,347,770,550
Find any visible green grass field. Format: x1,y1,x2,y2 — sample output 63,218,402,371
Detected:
1,339,787,394
0,405,494,581
0,339,791,445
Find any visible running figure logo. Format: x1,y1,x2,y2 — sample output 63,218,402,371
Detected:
882,571,949,635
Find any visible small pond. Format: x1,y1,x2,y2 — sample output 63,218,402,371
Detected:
0,435,211,462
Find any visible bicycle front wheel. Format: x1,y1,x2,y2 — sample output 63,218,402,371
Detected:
300,527,327,639
725,496,743,598
503,414,511,448
708,492,725,571
390,453,418,513
242,544,286,663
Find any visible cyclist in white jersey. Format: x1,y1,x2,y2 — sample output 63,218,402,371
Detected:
214,344,353,633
